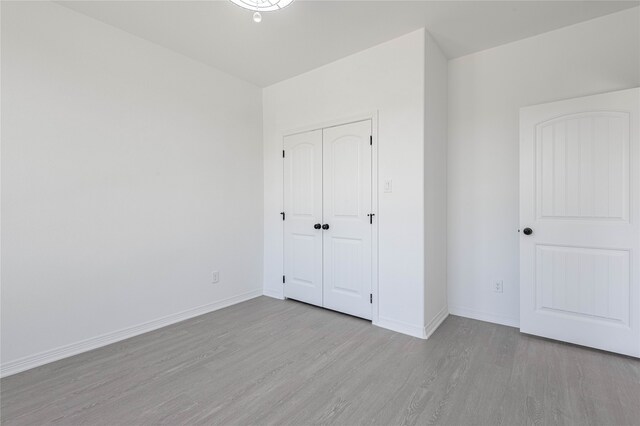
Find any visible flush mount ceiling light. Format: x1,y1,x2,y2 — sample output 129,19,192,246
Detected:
230,0,294,23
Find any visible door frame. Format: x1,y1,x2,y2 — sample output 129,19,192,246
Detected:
280,111,379,323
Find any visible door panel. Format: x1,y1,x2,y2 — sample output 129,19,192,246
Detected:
535,245,630,325
283,130,323,306
322,120,372,320
537,112,629,221
520,88,639,357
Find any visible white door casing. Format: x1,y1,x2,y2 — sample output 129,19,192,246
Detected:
283,129,323,306
322,120,373,320
520,88,640,357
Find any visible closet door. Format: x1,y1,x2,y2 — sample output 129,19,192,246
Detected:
322,120,373,320
283,130,323,306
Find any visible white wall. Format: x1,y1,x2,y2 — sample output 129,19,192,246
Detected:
423,32,448,333
1,1,263,374
263,30,428,337
448,7,640,327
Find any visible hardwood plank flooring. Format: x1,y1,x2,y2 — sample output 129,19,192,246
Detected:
2,296,639,425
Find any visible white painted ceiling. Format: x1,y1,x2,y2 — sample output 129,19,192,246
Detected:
57,0,639,87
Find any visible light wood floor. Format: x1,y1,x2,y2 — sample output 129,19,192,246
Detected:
2,296,639,425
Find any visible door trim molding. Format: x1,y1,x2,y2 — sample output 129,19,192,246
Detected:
280,111,379,324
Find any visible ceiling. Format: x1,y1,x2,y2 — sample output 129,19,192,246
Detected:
57,0,639,87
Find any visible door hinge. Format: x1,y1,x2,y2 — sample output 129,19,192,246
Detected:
370,135,372,146
280,212,285,221
370,293,373,304
283,275,286,284
282,150,285,158
368,213,375,224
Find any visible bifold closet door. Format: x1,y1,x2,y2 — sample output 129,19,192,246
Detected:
283,129,323,306
322,120,373,320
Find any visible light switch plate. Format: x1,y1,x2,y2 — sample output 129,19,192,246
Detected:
384,179,393,193
212,271,220,283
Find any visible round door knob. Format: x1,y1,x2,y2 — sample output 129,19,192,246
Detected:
314,223,321,229
322,224,330,230
523,227,533,235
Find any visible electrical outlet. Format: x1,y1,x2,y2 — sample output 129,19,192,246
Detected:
493,280,503,293
212,271,220,284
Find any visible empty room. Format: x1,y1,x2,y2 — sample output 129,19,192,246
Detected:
1,0,639,424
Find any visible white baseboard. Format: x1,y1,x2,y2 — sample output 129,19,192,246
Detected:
448,304,519,328
262,288,284,300
376,307,449,340
0,289,263,378
423,305,449,339
375,316,426,339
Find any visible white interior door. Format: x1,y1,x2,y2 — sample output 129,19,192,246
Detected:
283,129,323,306
322,120,373,320
520,88,640,357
